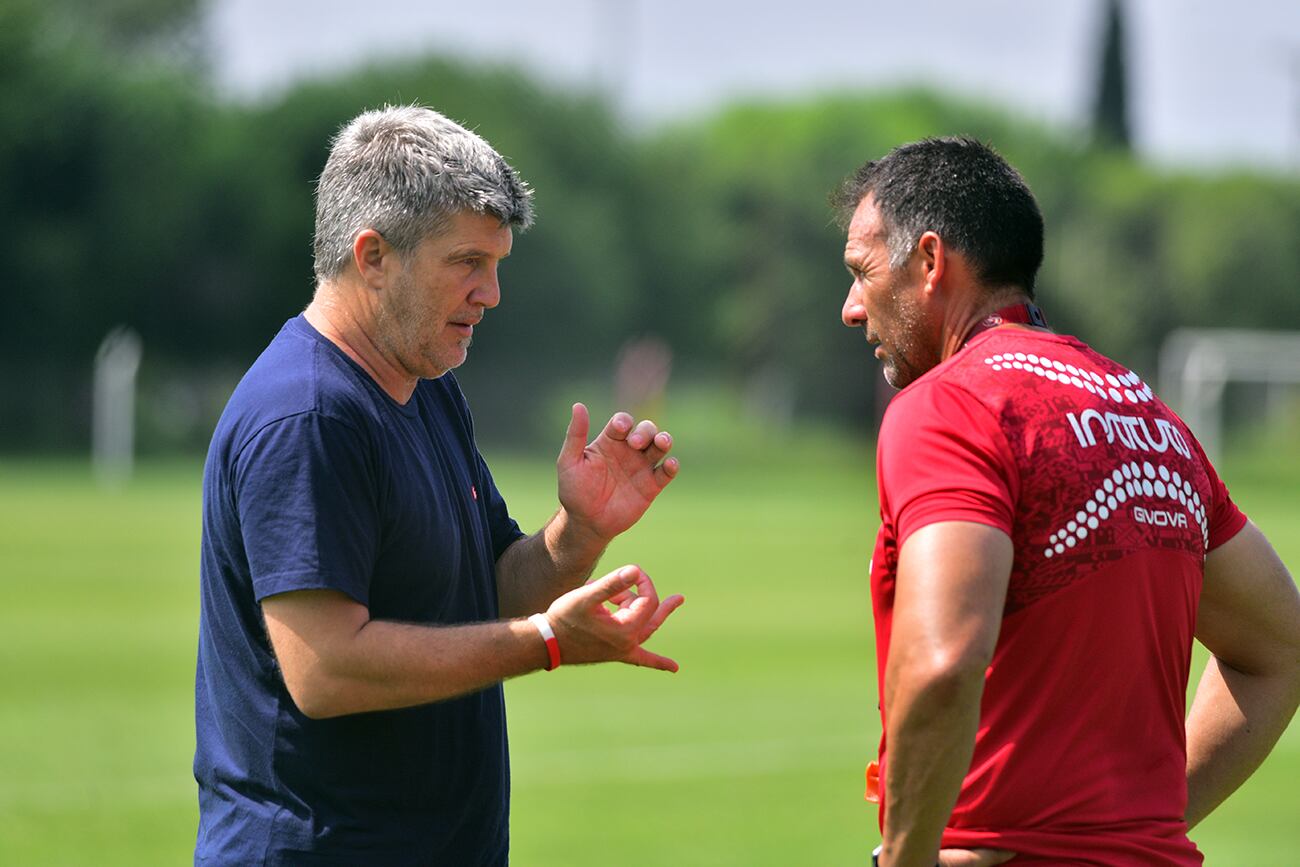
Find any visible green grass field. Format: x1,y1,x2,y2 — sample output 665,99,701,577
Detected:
2,414,1298,864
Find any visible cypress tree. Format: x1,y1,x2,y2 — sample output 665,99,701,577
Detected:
1093,0,1132,149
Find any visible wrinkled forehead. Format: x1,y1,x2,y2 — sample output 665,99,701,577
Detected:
844,195,889,258
847,193,888,237
438,209,514,253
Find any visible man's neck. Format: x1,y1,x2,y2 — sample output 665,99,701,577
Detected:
303,286,419,404
939,290,1037,362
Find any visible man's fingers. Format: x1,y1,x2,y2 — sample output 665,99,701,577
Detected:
611,575,661,621
626,419,659,450
625,646,679,673
653,456,681,488
600,411,635,443
559,403,590,466
556,568,680,671
606,588,636,609
641,430,673,465
611,592,658,628
621,563,659,604
583,565,644,605
642,594,684,639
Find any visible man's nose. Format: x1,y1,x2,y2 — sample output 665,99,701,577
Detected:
474,263,502,309
842,283,866,328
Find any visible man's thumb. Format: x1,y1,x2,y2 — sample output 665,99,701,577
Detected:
585,565,641,603
559,402,589,466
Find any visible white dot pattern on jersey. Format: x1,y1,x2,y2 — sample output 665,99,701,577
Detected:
1041,460,1208,559
983,353,1155,405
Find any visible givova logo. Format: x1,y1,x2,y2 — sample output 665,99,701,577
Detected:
1132,506,1189,528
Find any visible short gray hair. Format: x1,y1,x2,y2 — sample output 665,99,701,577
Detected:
312,104,534,282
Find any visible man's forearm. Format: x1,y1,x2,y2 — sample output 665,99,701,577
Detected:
496,508,608,618
1185,654,1300,828
881,522,1010,867
880,667,984,866
268,564,680,720
265,599,551,719
1188,522,1300,829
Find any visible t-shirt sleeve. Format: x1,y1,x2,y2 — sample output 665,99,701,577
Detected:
1189,437,1249,551
879,380,1019,546
475,450,525,561
232,411,379,605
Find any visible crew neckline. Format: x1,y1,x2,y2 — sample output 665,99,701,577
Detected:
288,314,425,418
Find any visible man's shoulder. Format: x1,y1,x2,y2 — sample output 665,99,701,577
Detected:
885,360,991,427
215,318,380,453
881,375,996,455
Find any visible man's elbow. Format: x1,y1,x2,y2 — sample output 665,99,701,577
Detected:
280,666,354,720
1213,626,1300,683
262,591,372,719
899,649,991,705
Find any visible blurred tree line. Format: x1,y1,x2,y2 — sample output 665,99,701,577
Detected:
3,0,1298,451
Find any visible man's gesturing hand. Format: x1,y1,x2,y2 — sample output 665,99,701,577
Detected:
556,403,679,545
545,565,684,672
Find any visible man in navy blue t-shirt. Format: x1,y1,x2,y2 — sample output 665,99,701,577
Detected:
195,105,685,866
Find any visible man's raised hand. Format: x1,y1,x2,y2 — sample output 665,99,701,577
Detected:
545,565,684,672
555,403,679,544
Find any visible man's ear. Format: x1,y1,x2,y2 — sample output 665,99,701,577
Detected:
352,229,396,289
917,230,945,297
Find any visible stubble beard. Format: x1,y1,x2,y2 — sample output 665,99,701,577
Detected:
377,268,454,380
878,273,928,389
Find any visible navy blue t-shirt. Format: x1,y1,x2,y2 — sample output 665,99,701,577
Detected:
194,316,525,865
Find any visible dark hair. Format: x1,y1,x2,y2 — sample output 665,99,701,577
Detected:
832,136,1044,296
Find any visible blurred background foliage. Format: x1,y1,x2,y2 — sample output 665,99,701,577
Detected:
2,0,1297,452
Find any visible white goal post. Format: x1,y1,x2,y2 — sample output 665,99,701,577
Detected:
1158,328,1300,461
93,327,143,487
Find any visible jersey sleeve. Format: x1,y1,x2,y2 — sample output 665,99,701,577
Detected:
232,411,379,605
1189,437,1249,551
879,380,1020,546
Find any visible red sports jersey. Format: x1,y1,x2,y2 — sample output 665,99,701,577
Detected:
870,329,1247,865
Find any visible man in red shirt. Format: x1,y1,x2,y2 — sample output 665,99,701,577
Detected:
834,137,1300,866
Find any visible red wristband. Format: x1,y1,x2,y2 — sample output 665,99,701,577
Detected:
528,613,561,671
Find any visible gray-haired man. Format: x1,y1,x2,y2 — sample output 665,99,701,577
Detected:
194,105,683,865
